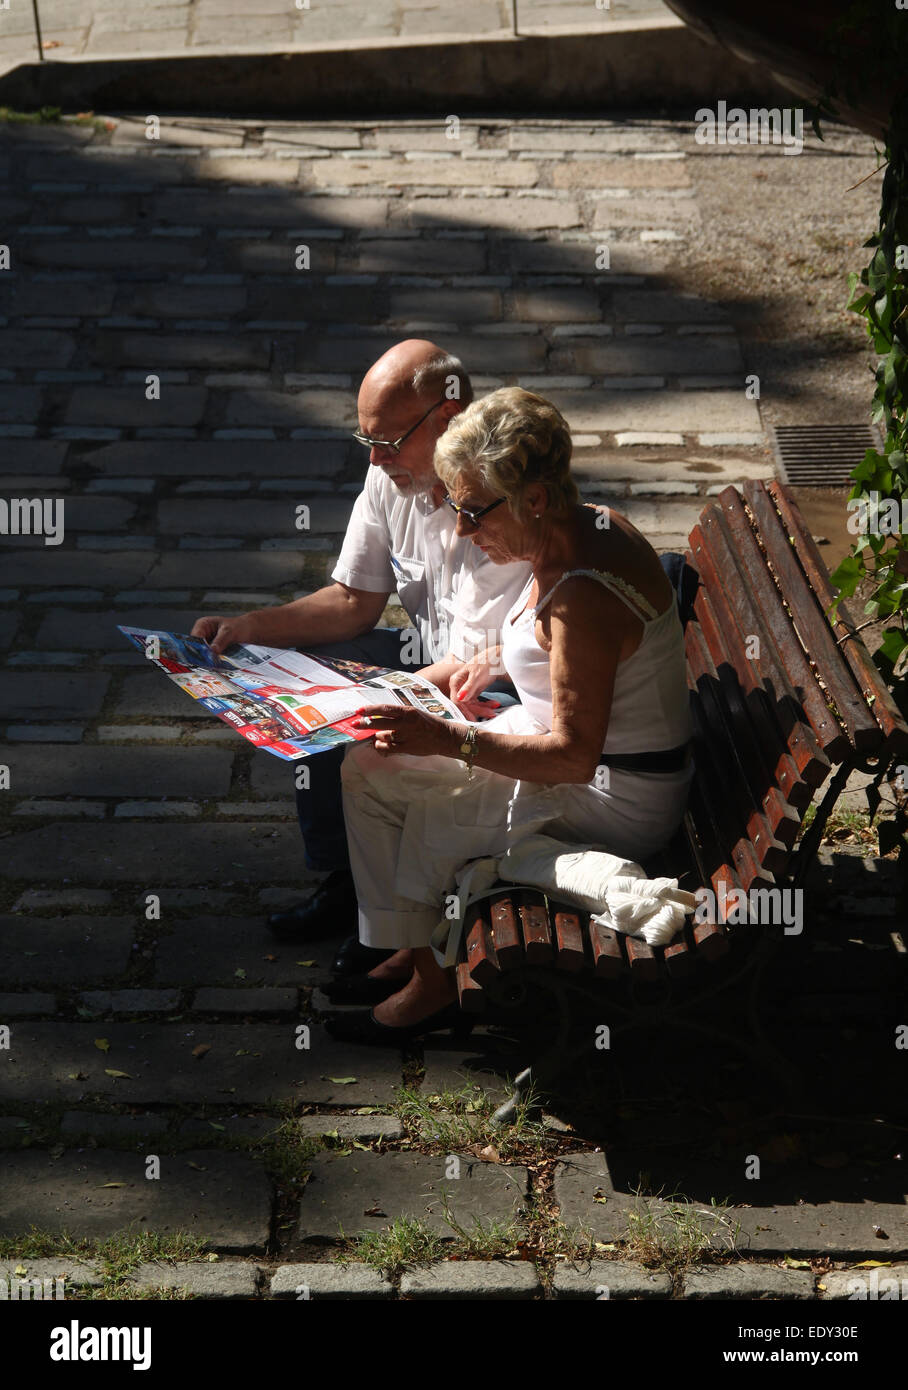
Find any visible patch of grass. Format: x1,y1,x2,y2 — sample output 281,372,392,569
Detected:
621,1184,741,1273
340,1190,593,1279
799,802,881,847
341,1216,448,1278
250,1110,321,1189
0,105,63,124
392,1080,551,1160
0,106,109,130
0,1227,209,1299
515,1196,594,1264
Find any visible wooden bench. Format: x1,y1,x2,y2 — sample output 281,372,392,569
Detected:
452,480,908,1120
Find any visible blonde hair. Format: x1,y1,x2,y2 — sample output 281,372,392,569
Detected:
434,387,577,520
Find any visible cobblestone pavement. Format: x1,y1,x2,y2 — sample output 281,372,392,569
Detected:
1,113,906,1296
1,0,671,61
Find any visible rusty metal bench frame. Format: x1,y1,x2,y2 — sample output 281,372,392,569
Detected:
452,481,908,1122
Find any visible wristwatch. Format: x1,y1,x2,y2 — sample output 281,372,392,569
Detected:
459,725,478,780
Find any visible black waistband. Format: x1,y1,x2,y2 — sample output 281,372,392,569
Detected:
597,741,692,774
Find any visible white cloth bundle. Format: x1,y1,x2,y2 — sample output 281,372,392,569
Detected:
430,834,700,967
499,833,697,946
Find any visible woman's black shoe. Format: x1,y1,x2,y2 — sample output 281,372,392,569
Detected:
324,1004,474,1046
321,973,407,1006
331,936,395,977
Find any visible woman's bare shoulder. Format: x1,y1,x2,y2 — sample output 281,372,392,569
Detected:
571,506,674,615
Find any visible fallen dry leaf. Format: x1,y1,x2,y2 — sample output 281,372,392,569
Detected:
104,1069,131,1079
94,1038,110,1053
192,1044,211,1059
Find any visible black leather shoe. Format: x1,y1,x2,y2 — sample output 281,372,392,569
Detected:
322,973,407,1006
331,935,395,977
324,1004,474,1046
267,869,357,942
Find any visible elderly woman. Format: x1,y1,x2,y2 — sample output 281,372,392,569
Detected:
326,387,693,1045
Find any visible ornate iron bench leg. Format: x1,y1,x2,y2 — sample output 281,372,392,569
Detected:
491,1067,535,1126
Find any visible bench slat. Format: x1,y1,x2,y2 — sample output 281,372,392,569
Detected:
456,961,486,1012
738,483,881,755
690,582,811,816
518,892,554,965
686,620,793,873
553,908,587,971
687,665,778,893
764,480,908,760
589,917,625,977
489,894,524,969
690,518,832,787
465,904,501,987
706,498,851,761
625,934,661,981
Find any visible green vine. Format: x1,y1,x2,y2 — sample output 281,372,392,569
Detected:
813,3,908,706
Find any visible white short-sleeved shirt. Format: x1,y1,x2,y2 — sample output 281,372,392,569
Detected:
331,466,531,664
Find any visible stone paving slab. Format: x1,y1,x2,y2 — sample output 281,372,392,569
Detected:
0,673,110,720
400,1261,541,1298
0,992,57,1016
0,914,134,986
0,1022,402,1105
420,1038,518,1099
1,823,306,882
555,1153,908,1259
0,554,156,588
0,1257,104,1290
0,1149,271,1251
553,1259,672,1299
820,1264,908,1300
682,1264,816,1299
61,1111,169,1138
271,1262,393,1299
154,915,334,987
298,1151,527,1241
131,1259,260,1297
1,746,233,797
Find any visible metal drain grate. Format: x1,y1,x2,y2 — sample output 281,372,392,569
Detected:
770,423,883,487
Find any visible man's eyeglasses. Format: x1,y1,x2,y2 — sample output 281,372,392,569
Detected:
352,395,447,454
442,494,507,528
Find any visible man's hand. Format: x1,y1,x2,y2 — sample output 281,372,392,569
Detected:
352,704,455,759
190,611,267,657
449,645,505,719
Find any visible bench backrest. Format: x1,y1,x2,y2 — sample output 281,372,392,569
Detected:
456,480,908,998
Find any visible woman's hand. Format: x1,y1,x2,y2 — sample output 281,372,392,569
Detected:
352,704,456,759
449,646,505,720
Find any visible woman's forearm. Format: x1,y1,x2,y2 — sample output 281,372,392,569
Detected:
442,721,598,785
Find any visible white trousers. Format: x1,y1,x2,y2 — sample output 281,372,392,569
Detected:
339,705,693,951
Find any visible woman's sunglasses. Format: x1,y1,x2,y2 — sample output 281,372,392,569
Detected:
442,494,507,528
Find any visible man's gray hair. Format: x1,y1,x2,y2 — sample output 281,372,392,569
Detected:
411,352,473,407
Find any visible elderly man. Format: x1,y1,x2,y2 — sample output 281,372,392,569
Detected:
191,339,530,977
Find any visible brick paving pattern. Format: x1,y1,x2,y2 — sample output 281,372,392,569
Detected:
1,112,905,1296
1,0,673,62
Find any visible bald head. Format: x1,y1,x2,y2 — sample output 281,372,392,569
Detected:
361,339,443,405
356,340,473,496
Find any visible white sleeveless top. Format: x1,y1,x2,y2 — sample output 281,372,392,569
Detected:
500,568,692,755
